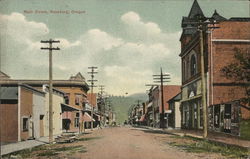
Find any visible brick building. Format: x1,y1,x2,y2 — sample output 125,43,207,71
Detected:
179,0,250,135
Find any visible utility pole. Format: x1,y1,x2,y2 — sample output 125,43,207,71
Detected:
191,17,218,138
198,24,208,138
99,85,105,114
88,66,98,131
153,68,170,129
99,85,105,125
41,39,60,143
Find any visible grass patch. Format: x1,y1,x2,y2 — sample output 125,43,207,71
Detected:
6,144,86,158
240,119,250,140
37,151,57,156
5,145,48,158
169,135,184,139
54,145,83,152
168,137,249,158
37,145,86,157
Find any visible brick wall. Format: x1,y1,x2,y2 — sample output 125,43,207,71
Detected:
207,20,250,119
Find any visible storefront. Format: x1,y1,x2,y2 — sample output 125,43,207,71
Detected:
208,101,241,136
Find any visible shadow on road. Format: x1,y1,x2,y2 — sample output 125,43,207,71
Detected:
77,136,103,142
130,127,171,135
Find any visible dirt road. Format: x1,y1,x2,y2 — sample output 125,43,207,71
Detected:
69,126,224,159
11,126,227,159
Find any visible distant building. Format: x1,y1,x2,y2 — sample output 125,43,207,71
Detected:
179,0,250,135
86,93,99,128
168,93,181,129
147,85,181,128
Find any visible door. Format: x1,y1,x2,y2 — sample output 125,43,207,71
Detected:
40,115,44,137
224,104,231,133
214,105,220,129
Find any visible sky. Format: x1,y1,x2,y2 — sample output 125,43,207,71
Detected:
0,0,249,95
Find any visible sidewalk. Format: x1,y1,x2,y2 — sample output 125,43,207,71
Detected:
136,125,250,149
0,136,53,156
165,129,250,149
0,128,99,157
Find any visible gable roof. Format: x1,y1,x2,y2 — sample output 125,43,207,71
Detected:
188,0,204,19
69,72,85,81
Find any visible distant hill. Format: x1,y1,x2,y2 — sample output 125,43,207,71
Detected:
128,93,148,101
110,93,148,124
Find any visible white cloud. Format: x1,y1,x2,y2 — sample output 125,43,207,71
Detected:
80,29,123,53
0,12,49,42
121,11,161,35
57,38,81,49
117,42,170,67
104,65,153,94
1,12,181,95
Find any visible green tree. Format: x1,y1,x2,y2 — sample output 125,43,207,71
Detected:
221,48,250,106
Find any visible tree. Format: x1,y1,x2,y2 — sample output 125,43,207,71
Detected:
221,48,250,106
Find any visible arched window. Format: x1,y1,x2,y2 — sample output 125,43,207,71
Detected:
190,54,197,76
183,60,186,81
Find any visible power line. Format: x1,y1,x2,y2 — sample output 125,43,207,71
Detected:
153,67,171,129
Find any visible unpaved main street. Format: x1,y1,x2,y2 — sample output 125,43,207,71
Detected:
9,126,229,159
71,126,224,159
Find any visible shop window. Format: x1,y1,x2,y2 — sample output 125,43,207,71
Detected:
183,60,186,81
22,117,29,131
65,93,70,104
190,54,197,76
74,118,79,127
75,94,82,105
76,112,80,117
200,103,203,128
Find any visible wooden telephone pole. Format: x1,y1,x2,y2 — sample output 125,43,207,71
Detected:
41,39,60,143
198,26,208,138
88,66,98,131
197,18,219,138
98,85,105,125
153,68,170,129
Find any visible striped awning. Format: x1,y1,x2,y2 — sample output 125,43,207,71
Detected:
83,112,95,122
139,114,146,122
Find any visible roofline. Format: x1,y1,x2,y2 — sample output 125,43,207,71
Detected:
0,71,10,78
43,84,65,95
167,92,182,103
20,84,45,95
61,103,80,111
0,79,89,91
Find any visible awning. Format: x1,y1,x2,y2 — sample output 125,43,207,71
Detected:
139,114,145,122
83,112,95,122
61,103,80,111
94,114,101,120
147,102,153,107
84,103,92,111
180,95,202,103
